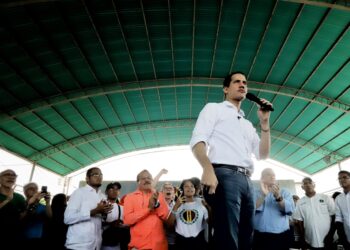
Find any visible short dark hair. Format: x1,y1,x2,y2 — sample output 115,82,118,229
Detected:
302,177,313,183
86,167,100,177
223,71,247,88
338,170,350,177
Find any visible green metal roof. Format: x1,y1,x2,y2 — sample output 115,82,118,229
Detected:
0,0,349,176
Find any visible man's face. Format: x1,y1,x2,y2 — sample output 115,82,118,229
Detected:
223,73,247,102
338,173,350,189
0,170,17,188
302,179,315,194
162,183,175,200
138,171,153,191
261,169,276,186
86,169,103,188
24,184,38,199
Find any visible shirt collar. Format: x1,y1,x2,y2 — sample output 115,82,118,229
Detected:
223,101,245,117
85,184,101,193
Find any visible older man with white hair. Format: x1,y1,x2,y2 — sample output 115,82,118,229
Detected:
253,168,294,250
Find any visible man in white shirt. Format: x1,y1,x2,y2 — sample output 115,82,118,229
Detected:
190,72,272,250
64,167,113,250
293,177,335,249
335,170,350,249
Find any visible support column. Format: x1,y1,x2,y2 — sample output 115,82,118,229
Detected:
29,161,36,182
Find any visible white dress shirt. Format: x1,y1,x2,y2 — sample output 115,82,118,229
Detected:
64,185,107,250
293,193,335,247
190,101,260,171
335,192,350,242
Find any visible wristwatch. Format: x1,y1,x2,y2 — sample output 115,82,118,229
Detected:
154,200,160,208
275,196,283,202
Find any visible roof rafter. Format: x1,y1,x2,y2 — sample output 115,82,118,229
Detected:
140,0,168,144
229,0,251,72
205,0,223,105
247,0,279,78
167,0,179,120
1,79,349,124
272,57,350,159
112,0,153,147
27,120,344,164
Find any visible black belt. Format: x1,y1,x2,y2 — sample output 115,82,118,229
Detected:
212,163,251,177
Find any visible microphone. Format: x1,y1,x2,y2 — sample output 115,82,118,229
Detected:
246,93,274,112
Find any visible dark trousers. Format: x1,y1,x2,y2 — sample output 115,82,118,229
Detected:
253,230,290,250
175,230,207,250
204,167,255,250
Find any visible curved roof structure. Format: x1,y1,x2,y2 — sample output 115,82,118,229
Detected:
0,0,349,176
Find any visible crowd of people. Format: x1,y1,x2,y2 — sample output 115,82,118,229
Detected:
1,167,349,250
1,72,349,250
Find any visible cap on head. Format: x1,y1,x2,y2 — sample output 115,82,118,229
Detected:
105,182,122,192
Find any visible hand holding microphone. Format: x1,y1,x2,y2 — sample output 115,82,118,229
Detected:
246,93,274,112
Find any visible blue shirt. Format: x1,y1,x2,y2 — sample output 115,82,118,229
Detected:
23,203,47,239
253,188,294,233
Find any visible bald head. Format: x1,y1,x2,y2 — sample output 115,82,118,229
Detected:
261,168,276,186
0,169,17,188
137,170,153,192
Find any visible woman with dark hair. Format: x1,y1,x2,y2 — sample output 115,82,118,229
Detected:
167,179,209,250
47,193,68,250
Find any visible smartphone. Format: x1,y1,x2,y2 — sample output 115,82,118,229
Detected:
41,186,48,193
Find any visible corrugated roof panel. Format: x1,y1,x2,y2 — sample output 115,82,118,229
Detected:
0,0,349,176
116,133,136,151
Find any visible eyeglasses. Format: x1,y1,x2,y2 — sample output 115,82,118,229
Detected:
90,173,103,177
0,173,18,178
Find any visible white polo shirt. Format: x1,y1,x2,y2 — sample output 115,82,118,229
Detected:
190,101,260,172
293,193,335,248
335,192,350,242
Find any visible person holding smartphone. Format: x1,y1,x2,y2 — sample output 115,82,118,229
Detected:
167,179,209,250
22,182,52,249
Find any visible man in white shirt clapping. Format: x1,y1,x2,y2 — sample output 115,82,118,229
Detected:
64,167,113,250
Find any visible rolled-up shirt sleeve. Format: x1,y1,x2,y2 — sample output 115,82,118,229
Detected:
190,103,218,148
281,189,294,215
335,198,343,222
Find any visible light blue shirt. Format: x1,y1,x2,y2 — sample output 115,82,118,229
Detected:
253,188,294,233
